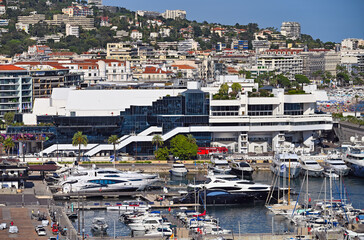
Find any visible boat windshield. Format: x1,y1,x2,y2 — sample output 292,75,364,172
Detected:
331,163,346,166
305,162,318,165
238,162,250,167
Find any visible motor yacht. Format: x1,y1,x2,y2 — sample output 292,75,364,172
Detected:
128,217,171,231
169,163,188,177
343,146,364,177
271,153,301,178
209,159,231,174
107,200,150,212
144,227,173,237
299,158,324,177
323,157,350,176
230,160,254,178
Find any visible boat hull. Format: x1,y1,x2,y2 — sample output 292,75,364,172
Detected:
169,169,188,177
348,163,364,177
270,165,301,179
300,168,323,177
230,168,254,178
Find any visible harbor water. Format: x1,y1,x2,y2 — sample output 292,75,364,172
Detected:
68,171,364,237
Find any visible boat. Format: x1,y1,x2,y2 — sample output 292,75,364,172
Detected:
299,158,324,177
107,200,150,212
169,163,188,177
209,159,231,174
128,217,171,231
343,146,364,177
187,175,277,202
91,218,108,233
144,227,173,237
270,153,301,178
230,160,254,178
323,157,350,176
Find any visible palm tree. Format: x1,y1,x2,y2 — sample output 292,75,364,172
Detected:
72,131,88,162
187,134,196,144
152,135,164,150
108,135,120,166
3,136,14,158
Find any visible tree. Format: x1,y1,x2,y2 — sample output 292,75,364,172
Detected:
275,74,291,88
231,82,242,96
186,134,196,144
295,74,310,89
108,135,120,164
152,135,164,151
154,147,169,160
72,131,88,162
170,135,198,160
3,136,14,157
4,112,15,126
218,83,229,96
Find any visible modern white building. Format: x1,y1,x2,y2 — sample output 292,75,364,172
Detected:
178,39,199,51
130,30,143,40
281,22,301,40
65,24,79,37
257,54,303,80
161,10,186,20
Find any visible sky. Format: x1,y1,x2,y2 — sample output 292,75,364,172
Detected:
104,0,364,43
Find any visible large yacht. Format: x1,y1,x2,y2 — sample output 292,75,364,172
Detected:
323,155,350,176
230,160,254,178
169,163,188,177
343,146,364,177
299,158,324,177
271,153,301,178
209,159,231,174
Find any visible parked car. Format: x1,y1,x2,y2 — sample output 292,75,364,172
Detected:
0,223,6,230
48,237,57,240
9,226,18,233
37,227,47,236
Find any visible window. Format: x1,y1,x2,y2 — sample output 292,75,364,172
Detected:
284,103,303,115
248,105,273,116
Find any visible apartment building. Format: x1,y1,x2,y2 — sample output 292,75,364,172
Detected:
258,54,303,80
0,65,32,117
161,10,186,20
65,24,79,37
18,14,45,25
46,14,94,30
281,22,301,40
106,43,132,60
62,4,93,17
130,30,143,40
178,39,199,52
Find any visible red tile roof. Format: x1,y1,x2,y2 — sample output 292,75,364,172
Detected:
171,64,196,70
0,65,26,71
143,66,171,74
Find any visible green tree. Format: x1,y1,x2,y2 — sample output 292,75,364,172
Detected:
170,135,198,160
231,82,242,95
152,134,164,151
186,134,196,144
154,147,169,160
295,74,310,88
3,136,14,157
108,135,120,163
4,112,15,126
275,74,291,88
218,83,229,96
72,131,88,162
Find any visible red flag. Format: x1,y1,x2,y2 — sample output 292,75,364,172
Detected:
168,207,171,212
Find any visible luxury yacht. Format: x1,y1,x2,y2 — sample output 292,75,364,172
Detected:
270,153,301,178
299,158,324,177
343,146,364,177
230,160,254,178
91,218,108,233
323,157,350,176
209,159,231,174
169,163,188,177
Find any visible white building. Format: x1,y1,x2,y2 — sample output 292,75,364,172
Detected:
341,38,364,50
0,5,5,15
281,22,301,40
15,22,29,33
178,39,199,51
161,10,186,20
130,30,143,40
65,24,79,37
258,54,303,80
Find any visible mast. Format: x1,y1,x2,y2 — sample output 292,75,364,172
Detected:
288,156,291,205
306,169,309,209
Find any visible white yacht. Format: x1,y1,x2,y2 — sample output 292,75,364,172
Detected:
91,218,108,233
169,163,188,177
271,153,301,178
188,175,272,201
209,159,231,174
299,158,324,177
128,217,171,231
343,146,364,177
144,227,173,237
323,157,350,176
107,200,150,212
61,175,158,193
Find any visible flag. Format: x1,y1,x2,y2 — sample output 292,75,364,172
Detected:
168,207,171,212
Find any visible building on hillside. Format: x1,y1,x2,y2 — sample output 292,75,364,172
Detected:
280,22,301,40
257,54,303,80
178,39,199,52
15,22,29,33
161,10,186,20
169,64,198,79
130,30,143,40
46,14,94,30
62,4,93,16
65,24,79,37
100,16,110,27
134,66,172,80
0,65,32,117
231,40,249,50
136,10,160,18
27,45,52,57
18,14,45,25
252,40,270,52
324,51,341,76
300,51,326,79
88,0,102,6
106,42,132,60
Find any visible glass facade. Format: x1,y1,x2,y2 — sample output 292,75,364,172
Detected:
248,104,273,116
284,103,304,115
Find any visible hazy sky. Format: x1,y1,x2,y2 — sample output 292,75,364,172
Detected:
104,0,363,43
